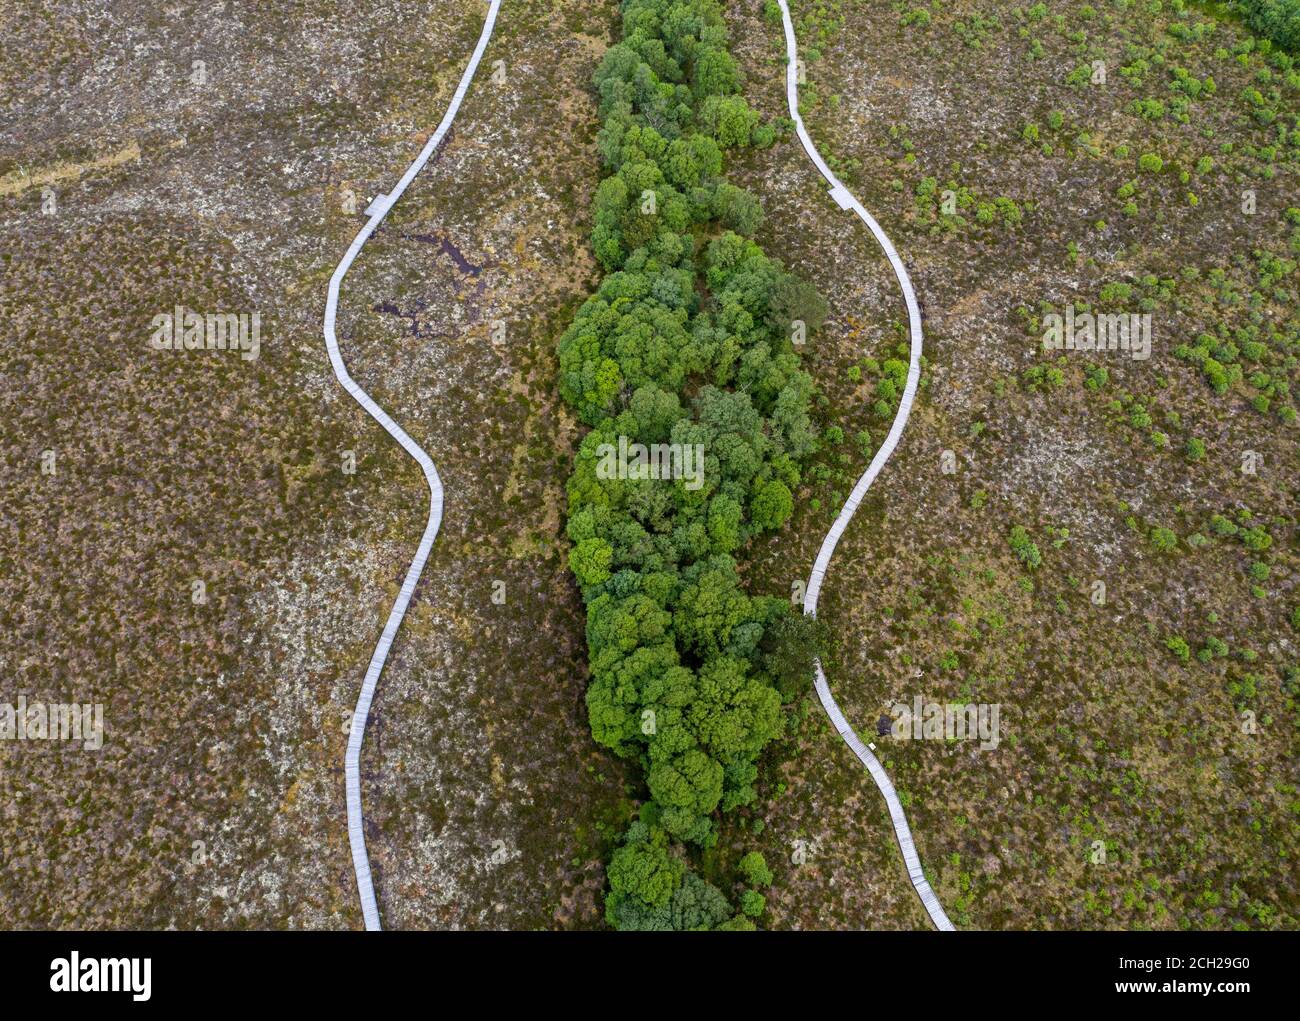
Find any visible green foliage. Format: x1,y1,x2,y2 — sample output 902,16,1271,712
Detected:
605,819,736,930
607,824,683,915
738,850,774,887
766,270,830,337
699,95,762,148
569,537,614,585
649,748,726,843
1209,514,1239,538
1239,0,1300,53
561,0,821,929
1131,97,1167,120
758,611,829,700
751,479,794,530
1241,526,1273,552
1166,635,1191,662
1149,526,1179,552
1008,525,1042,569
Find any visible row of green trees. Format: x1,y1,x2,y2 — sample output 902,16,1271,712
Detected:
557,0,826,929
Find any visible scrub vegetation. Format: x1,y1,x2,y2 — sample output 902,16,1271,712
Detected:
761,0,1300,929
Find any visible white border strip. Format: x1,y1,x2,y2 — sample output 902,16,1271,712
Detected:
778,0,955,931
323,0,502,932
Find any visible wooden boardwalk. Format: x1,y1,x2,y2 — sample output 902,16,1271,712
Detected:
777,0,956,932
322,0,503,931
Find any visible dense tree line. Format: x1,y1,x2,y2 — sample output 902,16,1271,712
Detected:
1238,0,1300,52
557,0,826,929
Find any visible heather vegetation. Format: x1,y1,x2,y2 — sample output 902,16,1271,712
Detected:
770,0,1300,928
557,0,828,929
1,0,646,930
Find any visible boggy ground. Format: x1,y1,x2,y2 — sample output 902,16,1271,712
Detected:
725,0,1298,929
0,0,627,929
339,0,640,929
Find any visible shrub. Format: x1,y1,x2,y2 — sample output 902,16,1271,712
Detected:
1241,526,1272,552
738,851,773,887
1009,526,1043,568
1204,636,1229,658
1149,527,1179,552
1085,364,1110,389
1209,514,1238,537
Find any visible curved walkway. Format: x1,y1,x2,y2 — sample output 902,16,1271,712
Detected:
323,0,502,931
777,0,955,932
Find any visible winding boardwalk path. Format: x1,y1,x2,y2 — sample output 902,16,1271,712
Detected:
777,0,955,932
323,0,502,932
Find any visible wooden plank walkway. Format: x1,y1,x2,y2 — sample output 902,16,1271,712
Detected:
322,0,503,931
777,0,956,932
